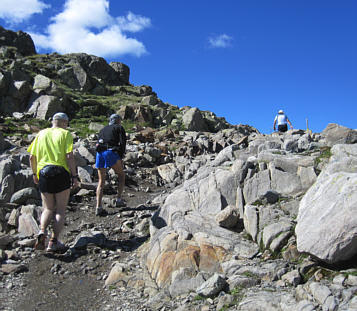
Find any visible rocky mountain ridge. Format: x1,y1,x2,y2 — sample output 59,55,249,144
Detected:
0,26,235,134
0,26,357,311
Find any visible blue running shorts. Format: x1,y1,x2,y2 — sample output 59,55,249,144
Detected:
95,150,121,168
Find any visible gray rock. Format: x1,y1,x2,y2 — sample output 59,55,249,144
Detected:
215,205,239,228
182,108,209,132
7,208,19,227
270,166,302,196
243,170,271,204
332,274,346,286
169,270,206,297
0,26,36,56
58,65,93,91
18,213,39,237
1,263,28,274
243,205,259,241
238,289,292,311
296,146,357,263
78,166,92,183
0,71,10,95
321,123,357,146
323,295,339,311
297,166,317,190
262,222,292,251
346,275,357,286
109,62,130,84
157,163,181,183
33,74,53,92
71,230,107,249
27,95,63,120
281,269,302,286
0,174,15,202
196,273,227,297
76,145,95,164
0,234,15,249
309,282,332,305
227,275,260,290
10,187,38,205
216,294,234,310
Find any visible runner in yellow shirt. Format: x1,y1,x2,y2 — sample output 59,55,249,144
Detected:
28,112,79,253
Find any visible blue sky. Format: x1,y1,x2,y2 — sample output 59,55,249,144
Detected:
0,0,356,134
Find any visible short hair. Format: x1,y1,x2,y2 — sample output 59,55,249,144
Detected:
53,112,69,121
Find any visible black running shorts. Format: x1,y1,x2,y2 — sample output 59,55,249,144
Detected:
38,166,71,193
278,124,288,132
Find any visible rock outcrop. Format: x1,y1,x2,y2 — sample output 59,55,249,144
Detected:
0,26,36,56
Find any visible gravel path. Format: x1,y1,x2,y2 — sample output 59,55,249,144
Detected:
0,178,163,311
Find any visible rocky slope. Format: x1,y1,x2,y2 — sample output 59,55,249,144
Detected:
1,26,357,311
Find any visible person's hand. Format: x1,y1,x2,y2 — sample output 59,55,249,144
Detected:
71,176,80,189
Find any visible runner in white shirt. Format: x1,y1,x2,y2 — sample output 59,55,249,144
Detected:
273,110,293,132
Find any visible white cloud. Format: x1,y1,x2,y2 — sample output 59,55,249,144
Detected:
208,34,233,48
0,0,50,23
29,0,151,57
116,11,151,32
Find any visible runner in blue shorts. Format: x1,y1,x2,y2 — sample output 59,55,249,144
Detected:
95,114,127,216
96,149,121,169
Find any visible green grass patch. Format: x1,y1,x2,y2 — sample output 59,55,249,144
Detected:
193,294,205,301
242,271,258,279
251,199,264,206
108,285,117,290
314,146,332,167
69,116,107,138
229,286,245,305
1,118,50,137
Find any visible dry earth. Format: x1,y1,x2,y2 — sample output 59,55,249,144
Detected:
0,175,164,311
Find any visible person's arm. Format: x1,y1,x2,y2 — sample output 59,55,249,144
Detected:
66,152,79,188
29,154,39,184
121,126,126,154
287,118,293,129
273,118,277,131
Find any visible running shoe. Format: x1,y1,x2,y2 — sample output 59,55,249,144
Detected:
46,239,68,254
34,231,46,250
115,198,126,207
95,206,105,216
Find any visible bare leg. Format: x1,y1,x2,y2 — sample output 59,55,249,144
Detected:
111,159,125,199
40,192,56,232
51,188,70,239
96,168,106,208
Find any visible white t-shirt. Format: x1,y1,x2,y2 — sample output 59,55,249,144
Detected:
274,114,288,126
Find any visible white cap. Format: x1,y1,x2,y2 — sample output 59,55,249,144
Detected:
278,110,284,114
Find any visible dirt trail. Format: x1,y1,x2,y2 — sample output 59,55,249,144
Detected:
0,178,162,311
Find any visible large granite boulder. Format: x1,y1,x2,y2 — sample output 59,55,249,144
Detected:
109,62,130,85
296,144,357,264
182,107,209,132
145,165,260,295
66,53,126,86
58,64,93,91
321,123,357,146
27,95,64,119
